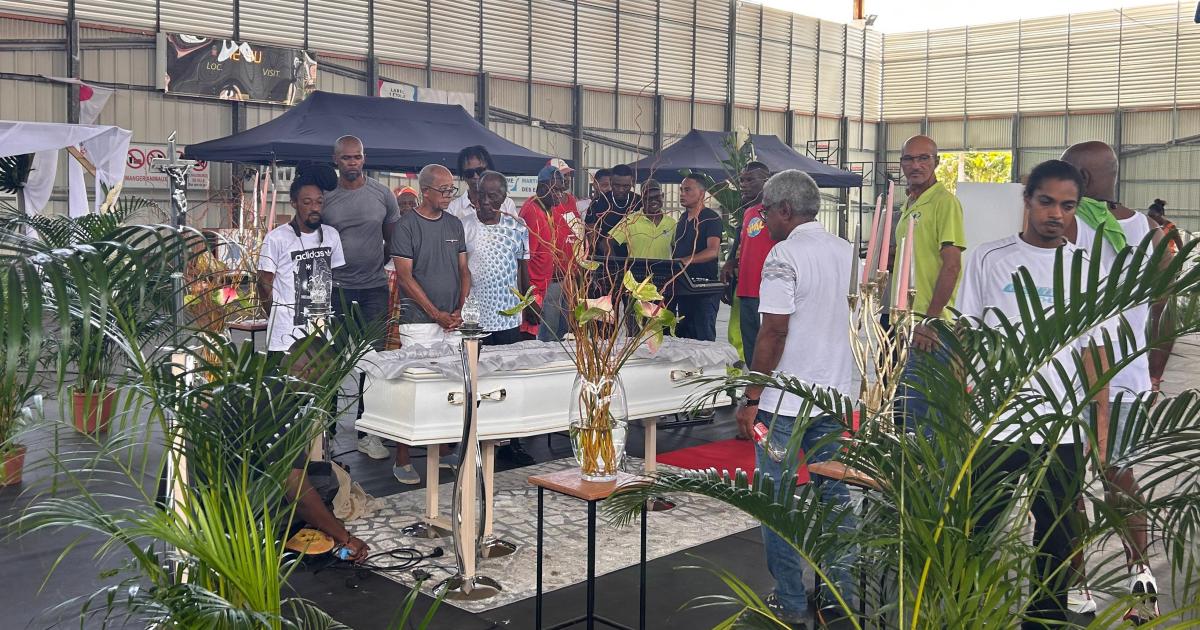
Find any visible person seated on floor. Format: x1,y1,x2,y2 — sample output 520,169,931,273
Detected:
276,337,371,563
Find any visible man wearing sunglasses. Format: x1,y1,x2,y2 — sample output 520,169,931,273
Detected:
449,145,517,223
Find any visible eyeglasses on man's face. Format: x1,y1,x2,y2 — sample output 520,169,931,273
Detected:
424,184,459,197
899,154,935,165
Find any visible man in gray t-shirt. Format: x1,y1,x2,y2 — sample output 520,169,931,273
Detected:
322,136,401,460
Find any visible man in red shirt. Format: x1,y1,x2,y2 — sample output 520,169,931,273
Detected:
720,162,775,368
519,166,578,341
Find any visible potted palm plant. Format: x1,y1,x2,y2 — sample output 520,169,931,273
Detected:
606,236,1200,627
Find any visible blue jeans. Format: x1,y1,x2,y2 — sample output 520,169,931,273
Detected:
537,281,569,342
673,293,720,341
895,345,949,441
754,410,856,616
738,296,761,368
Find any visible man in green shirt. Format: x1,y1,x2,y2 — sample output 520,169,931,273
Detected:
894,134,966,438
609,179,676,259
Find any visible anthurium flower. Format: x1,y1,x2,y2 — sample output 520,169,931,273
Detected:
215,286,240,305
637,300,663,318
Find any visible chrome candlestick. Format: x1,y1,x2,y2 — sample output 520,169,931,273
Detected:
437,304,504,600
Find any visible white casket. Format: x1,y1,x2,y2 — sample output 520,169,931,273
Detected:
357,338,738,446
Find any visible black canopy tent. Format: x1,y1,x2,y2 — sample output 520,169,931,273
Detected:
184,91,556,175
627,129,862,188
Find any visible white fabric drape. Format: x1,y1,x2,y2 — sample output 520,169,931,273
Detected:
0,122,131,216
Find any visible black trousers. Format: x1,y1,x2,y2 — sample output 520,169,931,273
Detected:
482,326,524,346
972,440,1084,630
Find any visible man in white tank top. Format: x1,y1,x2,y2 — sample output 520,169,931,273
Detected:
1062,141,1170,623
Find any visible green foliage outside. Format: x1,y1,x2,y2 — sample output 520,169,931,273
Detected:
933,151,1013,195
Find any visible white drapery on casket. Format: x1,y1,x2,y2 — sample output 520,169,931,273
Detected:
0,121,132,216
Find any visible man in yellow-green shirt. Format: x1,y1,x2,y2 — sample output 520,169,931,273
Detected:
609,179,676,259
894,134,966,438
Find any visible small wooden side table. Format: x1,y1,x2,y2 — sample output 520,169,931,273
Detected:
528,469,648,630
228,318,268,348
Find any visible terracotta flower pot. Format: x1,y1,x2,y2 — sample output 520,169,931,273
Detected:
72,387,116,435
1,445,25,487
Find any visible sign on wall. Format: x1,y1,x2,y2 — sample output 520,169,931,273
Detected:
158,33,317,105
377,79,417,101
124,143,209,190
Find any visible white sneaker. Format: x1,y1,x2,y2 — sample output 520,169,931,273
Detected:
357,435,389,460
1067,587,1097,615
1123,569,1160,624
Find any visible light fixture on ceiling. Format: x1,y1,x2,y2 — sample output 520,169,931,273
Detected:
865,14,878,27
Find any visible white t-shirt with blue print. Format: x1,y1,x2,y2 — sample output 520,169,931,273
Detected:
957,234,1115,443
463,213,530,332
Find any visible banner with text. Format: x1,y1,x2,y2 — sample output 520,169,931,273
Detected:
159,33,317,105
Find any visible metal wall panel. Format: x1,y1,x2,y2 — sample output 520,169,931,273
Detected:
1,47,63,77
577,3,617,90
860,121,878,151
489,77,528,116
1066,11,1119,110
0,0,66,18
77,0,156,30
886,121,922,151
881,31,926,118
430,0,479,71
864,30,882,120
583,89,614,129
663,98,693,136
1064,112,1114,146
0,78,66,122
93,89,230,145
733,32,760,106
658,9,694,98
790,38,817,113
379,63,426,86
1,15,64,38
844,53,864,119
929,119,964,150
431,70,477,98
1178,108,1200,139
618,94,655,133
318,64,367,95
758,110,785,140
792,113,814,145
532,83,571,125
965,22,1018,116
693,0,729,102
531,0,574,84
1180,13,1200,105
733,106,756,132
1122,110,1174,146
80,47,154,87
245,103,287,128
308,0,369,56
582,138,643,172
483,0,528,78
375,0,429,65
1122,146,1199,181
816,22,844,116
618,7,657,95
816,116,839,140
693,101,725,131
1016,149,1063,176
239,0,304,47
1118,5,1177,108
1018,114,1066,148
160,0,234,38
925,28,965,118
758,37,788,110
490,121,572,159
966,117,1012,149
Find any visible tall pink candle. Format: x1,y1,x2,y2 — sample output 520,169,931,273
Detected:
878,180,895,272
862,193,883,284
896,217,916,310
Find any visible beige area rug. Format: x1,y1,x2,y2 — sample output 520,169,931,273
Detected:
347,457,759,613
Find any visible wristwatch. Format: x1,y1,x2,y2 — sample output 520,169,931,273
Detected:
741,396,759,407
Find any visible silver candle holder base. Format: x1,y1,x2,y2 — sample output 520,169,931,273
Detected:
435,574,504,601
480,536,518,558
401,521,452,539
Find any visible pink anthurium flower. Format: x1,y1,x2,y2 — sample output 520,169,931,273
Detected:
637,300,663,318
216,286,240,305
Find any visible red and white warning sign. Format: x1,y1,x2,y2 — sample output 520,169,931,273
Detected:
123,142,209,190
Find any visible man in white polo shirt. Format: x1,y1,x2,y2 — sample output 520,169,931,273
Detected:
957,159,1112,629
734,169,857,627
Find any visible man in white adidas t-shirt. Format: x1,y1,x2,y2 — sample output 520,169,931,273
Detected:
957,159,1111,629
258,175,346,353
734,170,857,626
1062,141,1167,621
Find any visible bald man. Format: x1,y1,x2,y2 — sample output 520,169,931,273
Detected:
386,163,467,483
1061,140,1167,623
894,135,966,438
322,135,403,460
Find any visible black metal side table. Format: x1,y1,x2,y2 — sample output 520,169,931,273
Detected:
528,469,648,630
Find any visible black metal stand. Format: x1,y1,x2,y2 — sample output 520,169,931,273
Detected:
535,486,648,630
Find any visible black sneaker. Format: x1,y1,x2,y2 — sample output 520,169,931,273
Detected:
497,440,536,467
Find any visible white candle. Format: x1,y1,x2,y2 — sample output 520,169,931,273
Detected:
851,211,862,295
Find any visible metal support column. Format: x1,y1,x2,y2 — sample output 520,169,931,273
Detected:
724,0,737,132
838,116,850,239
66,1,79,123
478,72,492,126
366,0,377,97
1010,113,1021,183
572,84,586,199
652,94,665,155
1114,108,1124,202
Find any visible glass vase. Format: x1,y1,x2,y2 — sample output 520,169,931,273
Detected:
568,373,629,482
